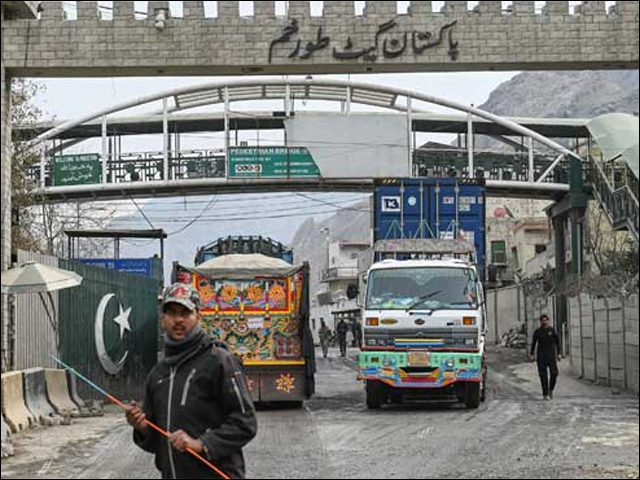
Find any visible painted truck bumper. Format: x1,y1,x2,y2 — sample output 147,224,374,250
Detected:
244,363,307,402
358,351,483,389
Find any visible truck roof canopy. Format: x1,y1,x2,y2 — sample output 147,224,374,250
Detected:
193,254,300,280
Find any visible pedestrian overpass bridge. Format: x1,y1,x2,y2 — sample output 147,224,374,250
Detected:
18,79,638,240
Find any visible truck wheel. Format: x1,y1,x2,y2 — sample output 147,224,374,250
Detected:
366,380,384,410
480,373,487,403
480,361,488,403
464,382,481,409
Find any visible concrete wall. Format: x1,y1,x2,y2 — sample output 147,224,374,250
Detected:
1,1,638,77
524,290,556,349
568,293,639,395
486,285,525,344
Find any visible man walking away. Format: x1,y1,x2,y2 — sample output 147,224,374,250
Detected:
319,319,332,359
352,318,363,349
337,318,349,358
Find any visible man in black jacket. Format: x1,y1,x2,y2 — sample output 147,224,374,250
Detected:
530,314,562,401
337,319,349,357
126,283,257,479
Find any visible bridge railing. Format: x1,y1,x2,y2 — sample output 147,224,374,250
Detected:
25,146,580,189
591,159,639,241
413,148,571,184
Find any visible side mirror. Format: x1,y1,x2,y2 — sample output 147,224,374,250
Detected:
346,284,359,300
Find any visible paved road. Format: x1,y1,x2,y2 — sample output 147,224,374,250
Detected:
2,349,638,479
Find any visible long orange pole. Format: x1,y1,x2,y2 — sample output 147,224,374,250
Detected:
52,356,231,480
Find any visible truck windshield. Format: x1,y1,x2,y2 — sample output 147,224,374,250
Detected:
366,267,478,311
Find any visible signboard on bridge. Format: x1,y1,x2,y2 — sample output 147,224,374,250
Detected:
80,259,155,279
52,154,101,187
228,147,320,178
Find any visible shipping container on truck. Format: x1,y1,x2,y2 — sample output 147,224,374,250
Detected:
173,255,315,405
373,178,487,280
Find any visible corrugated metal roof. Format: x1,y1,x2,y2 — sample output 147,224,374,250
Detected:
588,113,639,177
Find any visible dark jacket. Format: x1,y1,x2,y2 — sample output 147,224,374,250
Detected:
337,321,349,337
134,339,257,479
531,326,561,360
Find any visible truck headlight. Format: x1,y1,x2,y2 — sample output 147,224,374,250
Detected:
463,317,476,326
446,358,455,369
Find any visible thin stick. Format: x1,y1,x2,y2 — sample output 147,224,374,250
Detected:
52,356,231,479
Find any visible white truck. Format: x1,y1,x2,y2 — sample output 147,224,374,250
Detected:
357,242,487,409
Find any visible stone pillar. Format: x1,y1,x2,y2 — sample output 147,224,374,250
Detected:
324,1,353,17
1,5,14,372
113,1,135,20
254,1,275,19
183,1,205,19
409,1,432,16
364,1,397,17
514,1,535,16
218,1,239,20
288,1,310,18
77,1,99,20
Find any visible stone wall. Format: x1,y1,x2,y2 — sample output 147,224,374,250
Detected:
568,293,639,395
1,1,638,77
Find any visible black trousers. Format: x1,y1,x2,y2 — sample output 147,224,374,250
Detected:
338,336,347,356
537,357,559,396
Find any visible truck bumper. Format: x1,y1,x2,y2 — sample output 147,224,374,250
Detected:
358,350,483,389
244,364,308,402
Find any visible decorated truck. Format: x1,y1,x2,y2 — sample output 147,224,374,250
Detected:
358,242,487,409
173,254,315,404
356,178,487,409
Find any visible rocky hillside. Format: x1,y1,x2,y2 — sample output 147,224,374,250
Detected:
479,70,638,118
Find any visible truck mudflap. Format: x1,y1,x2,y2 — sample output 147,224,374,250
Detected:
244,363,309,403
358,351,483,389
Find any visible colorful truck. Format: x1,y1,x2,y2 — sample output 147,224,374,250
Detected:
357,178,488,409
358,244,487,409
174,254,315,404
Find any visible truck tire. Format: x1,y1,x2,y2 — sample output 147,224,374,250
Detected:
464,382,481,409
366,380,384,410
480,360,488,403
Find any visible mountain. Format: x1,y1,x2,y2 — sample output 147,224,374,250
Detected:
478,70,638,118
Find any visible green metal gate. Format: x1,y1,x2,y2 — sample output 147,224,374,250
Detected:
58,260,160,401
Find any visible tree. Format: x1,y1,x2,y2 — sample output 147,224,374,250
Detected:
586,200,638,278
9,79,119,259
9,78,45,253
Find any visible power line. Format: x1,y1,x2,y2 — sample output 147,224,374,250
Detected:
109,207,371,225
128,196,157,230
294,193,369,213
29,196,369,219
166,195,220,237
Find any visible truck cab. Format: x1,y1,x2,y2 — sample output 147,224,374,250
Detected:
358,257,487,409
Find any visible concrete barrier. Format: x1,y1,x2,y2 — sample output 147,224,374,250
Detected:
1,372,36,433
45,369,79,417
22,368,63,426
66,369,85,409
1,413,14,458
1,414,7,442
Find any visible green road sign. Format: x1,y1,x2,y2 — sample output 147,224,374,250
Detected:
228,147,320,178
53,154,101,187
